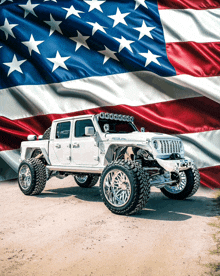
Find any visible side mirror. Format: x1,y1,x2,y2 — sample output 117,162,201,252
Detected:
85,126,95,136
141,127,145,132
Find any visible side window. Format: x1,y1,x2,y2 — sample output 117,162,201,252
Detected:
56,122,71,139
75,119,94,138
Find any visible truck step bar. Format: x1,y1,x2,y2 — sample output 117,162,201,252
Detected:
46,165,104,174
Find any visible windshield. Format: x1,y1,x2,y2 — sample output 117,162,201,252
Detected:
98,120,138,134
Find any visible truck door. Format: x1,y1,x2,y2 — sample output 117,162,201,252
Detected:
49,121,71,165
71,119,99,166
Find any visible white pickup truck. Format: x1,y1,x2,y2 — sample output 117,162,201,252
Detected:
18,112,200,215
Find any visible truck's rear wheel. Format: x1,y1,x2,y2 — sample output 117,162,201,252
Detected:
100,160,150,215
160,165,200,200
74,174,99,188
18,158,47,195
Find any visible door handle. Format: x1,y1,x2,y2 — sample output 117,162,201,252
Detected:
55,144,61,148
72,143,79,148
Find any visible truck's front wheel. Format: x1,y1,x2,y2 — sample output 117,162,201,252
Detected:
100,160,150,215
74,174,99,188
160,165,200,200
18,158,47,195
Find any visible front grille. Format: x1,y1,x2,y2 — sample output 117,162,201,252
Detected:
159,140,181,154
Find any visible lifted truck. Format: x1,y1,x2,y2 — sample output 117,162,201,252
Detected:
18,112,200,215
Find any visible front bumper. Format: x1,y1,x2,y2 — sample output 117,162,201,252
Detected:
155,157,194,172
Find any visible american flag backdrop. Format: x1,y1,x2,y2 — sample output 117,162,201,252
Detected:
0,0,219,188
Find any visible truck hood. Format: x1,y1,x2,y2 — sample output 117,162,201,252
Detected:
105,131,180,143
103,131,184,159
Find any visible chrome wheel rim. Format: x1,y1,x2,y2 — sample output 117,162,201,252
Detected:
164,171,187,194
75,175,88,184
19,164,32,190
103,169,131,207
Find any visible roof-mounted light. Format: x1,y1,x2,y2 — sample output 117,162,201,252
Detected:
110,113,114,120
105,113,110,119
130,116,134,122
98,112,134,122
118,114,123,121
122,115,127,121
100,112,105,119
114,114,118,120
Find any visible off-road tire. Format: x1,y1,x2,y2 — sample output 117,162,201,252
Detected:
187,164,200,197
160,165,200,200
100,160,150,215
74,174,99,188
42,127,51,140
31,150,51,180
18,158,47,195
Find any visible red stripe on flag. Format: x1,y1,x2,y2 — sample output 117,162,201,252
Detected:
199,166,220,189
0,96,220,151
158,0,220,10
166,42,220,77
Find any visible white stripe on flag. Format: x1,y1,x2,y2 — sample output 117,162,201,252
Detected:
165,75,220,104
159,8,220,43
178,130,220,169
0,71,201,120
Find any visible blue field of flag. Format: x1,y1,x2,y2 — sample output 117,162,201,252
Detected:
0,0,176,89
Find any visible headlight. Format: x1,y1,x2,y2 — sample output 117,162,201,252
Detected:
153,140,159,149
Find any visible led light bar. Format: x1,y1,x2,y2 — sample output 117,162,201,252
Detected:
98,112,135,123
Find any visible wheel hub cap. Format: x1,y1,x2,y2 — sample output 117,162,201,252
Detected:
164,171,187,194
76,175,88,184
19,164,32,190
103,169,131,207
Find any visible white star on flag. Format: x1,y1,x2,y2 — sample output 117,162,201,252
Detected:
108,7,130,27
3,54,26,76
62,5,84,19
19,0,39,18
134,0,148,10
114,36,134,53
98,46,119,64
70,31,90,51
44,14,63,36
83,0,106,13
134,21,155,40
22,34,44,55
0,18,18,40
87,22,107,35
47,51,70,72
139,50,161,67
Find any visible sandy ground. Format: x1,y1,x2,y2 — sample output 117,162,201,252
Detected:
0,177,219,276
